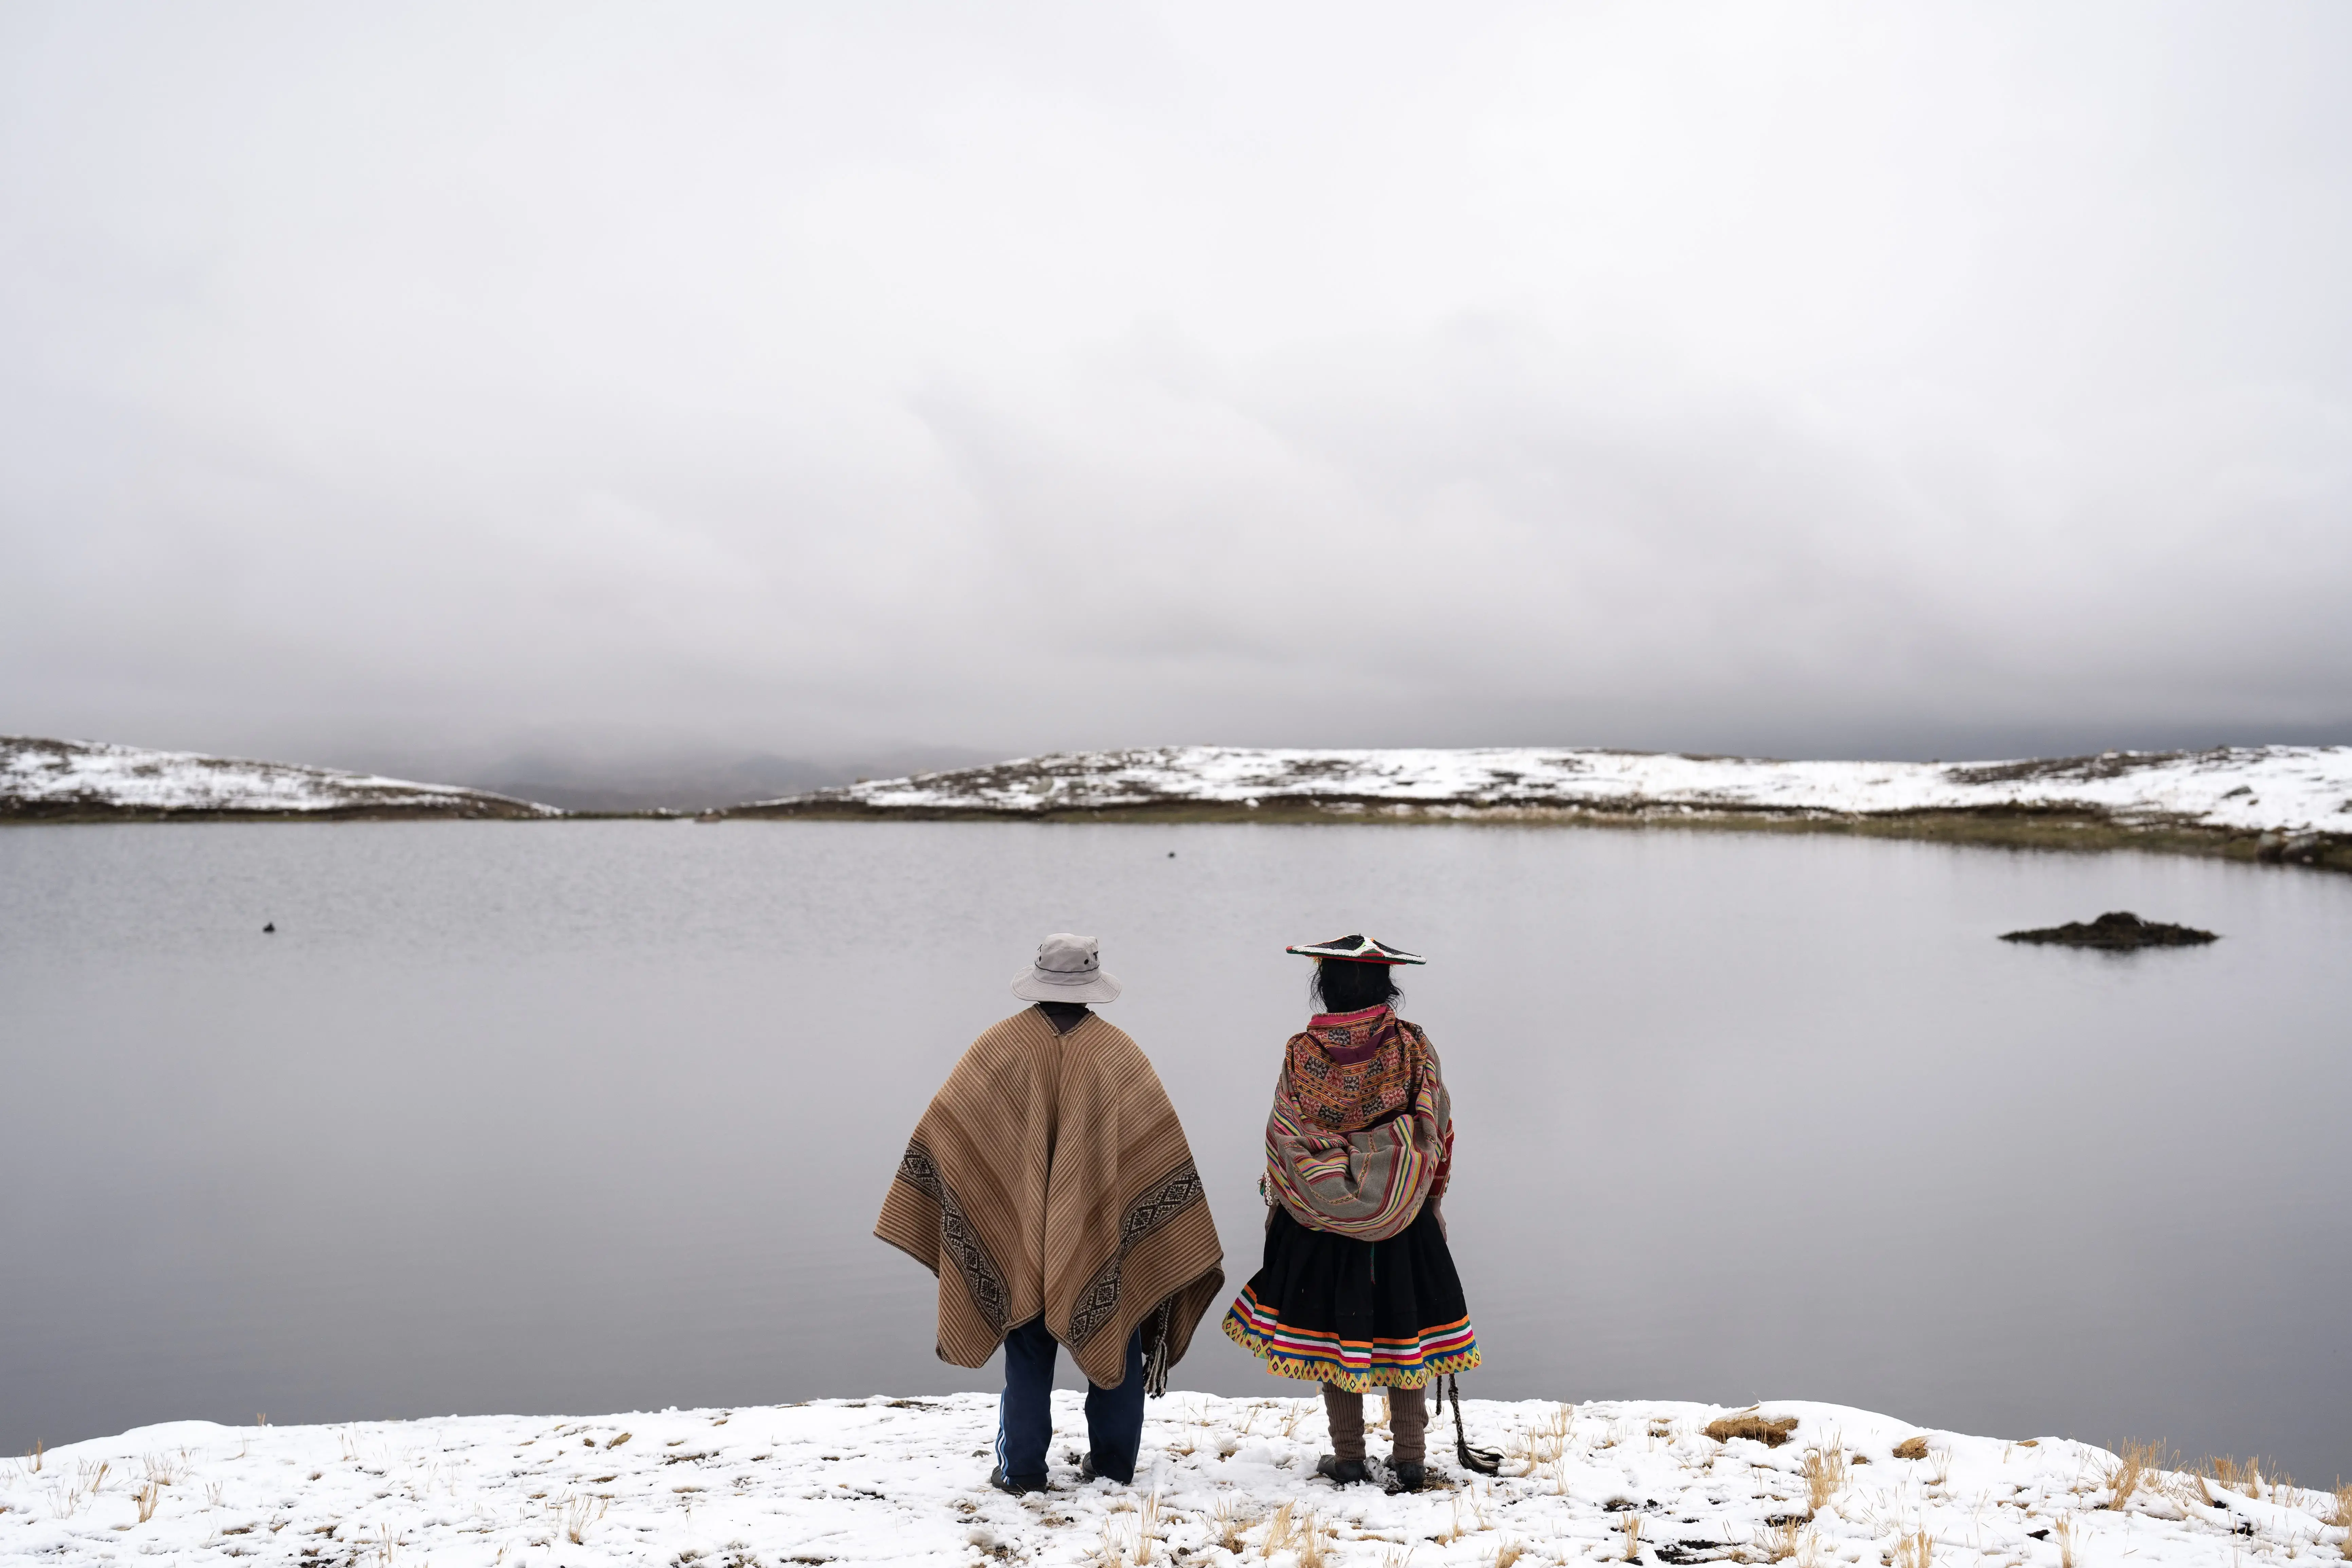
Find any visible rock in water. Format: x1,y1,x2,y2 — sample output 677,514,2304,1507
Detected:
1998,910,2217,948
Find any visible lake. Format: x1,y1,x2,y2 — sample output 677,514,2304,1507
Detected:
2,822,2346,1478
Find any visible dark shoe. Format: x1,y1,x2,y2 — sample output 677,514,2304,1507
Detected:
1077,1455,1133,1485
1316,1455,1368,1486
1387,1460,1426,1493
989,1465,1047,1496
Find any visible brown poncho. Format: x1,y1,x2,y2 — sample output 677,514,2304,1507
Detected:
875,1008,1225,1392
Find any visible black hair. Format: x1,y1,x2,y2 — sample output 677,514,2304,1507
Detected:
1311,958,1402,1015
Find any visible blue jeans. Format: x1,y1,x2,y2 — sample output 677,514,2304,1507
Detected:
995,1318,1145,1485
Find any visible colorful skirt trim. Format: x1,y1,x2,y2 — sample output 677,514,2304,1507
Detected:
1220,1202,1480,1392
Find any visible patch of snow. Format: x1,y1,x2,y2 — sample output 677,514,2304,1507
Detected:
0,737,557,817
3,1395,2332,1568
758,746,2352,836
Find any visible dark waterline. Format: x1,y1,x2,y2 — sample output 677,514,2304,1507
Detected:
2,822,2346,1476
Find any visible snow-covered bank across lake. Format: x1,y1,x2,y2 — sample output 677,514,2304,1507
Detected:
0,738,555,820
6,1395,2342,1568
732,747,2352,867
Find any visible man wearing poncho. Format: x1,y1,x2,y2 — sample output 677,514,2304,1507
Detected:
1222,934,1480,1492
877,934,1224,1495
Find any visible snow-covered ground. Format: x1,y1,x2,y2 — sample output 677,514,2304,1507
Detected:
6,1395,2340,1568
747,746,2352,840
0,738,555,818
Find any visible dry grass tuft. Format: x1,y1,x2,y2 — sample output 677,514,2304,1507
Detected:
561,1495,606,1546
134,1481,161,1525
1802,1445,1849,1512
1892,1437,1930,1461
2104,1440,2170,1509
1213,1499,1250,1553
1621,1514,1644,1562
2206,1455,2290,1500
1756,1518,1803,1561
1290,1509,1333,1568
1262,1500,1298,1560
1136,1489,1161,1565
1893,1531,1932,1568
1707,1415,1800,1449
2050,1518,2078,1568
1519,1404,1576,1467
1492,1539,1527,1568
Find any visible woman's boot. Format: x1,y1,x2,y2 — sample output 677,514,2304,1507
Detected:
1387,1384,1430,1491
1316,1383,1368,1485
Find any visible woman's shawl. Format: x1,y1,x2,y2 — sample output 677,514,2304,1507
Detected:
875,1008,1225,1392
1262,1004,1452,1241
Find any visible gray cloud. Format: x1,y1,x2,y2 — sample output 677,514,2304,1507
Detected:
3,0,2347,778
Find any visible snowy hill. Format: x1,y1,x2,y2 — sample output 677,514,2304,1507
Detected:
733,745,2352,863
0,737,556,820
4,1392,2337,1568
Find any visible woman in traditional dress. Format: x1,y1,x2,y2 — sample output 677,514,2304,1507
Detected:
1222,935,1478,1492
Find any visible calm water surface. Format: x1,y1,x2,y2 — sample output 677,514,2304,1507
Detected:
2,822,2346,1476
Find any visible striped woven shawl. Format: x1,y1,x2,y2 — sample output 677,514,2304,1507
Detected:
875,1008,1225,1392
1262,1008,1453,1241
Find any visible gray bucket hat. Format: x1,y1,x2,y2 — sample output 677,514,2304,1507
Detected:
1011,932,1123,1004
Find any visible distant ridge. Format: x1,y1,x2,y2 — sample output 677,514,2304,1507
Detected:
727,744,2352,868
10,736,2348,868
0,737,558,821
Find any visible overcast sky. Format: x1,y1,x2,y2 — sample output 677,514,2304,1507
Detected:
3,1,2348,774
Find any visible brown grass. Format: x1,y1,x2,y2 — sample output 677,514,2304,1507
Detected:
134,1481,161,1525
1493,1541,1527,1568
2051,1518,2077,1568
1292,1510,1333,1568
1262,1501,1298,1560
1519,1404,1576,1466
1892,1437,1930,1461
1707,1415,1799,1449
562,1495,606,1545
2104,1441,2170,1509
1756,1518,1803,1561
1893,1532,1932,1568
2205,1456,2291,1500
1802,1446,1848,1512
1621,1514,1644,1562
1135,1490,1161,1565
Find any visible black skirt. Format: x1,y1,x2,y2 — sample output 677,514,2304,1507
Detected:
1221,1203,1480,1391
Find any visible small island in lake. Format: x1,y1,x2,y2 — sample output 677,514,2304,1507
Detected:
1999,911,2220,948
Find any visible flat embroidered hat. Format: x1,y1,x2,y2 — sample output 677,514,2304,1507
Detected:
1284,933,1426,965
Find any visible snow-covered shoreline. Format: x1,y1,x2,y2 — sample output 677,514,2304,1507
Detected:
0,737,555,820
734,746,2351,860
5,1394,2341,1568
8,736,2349,864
